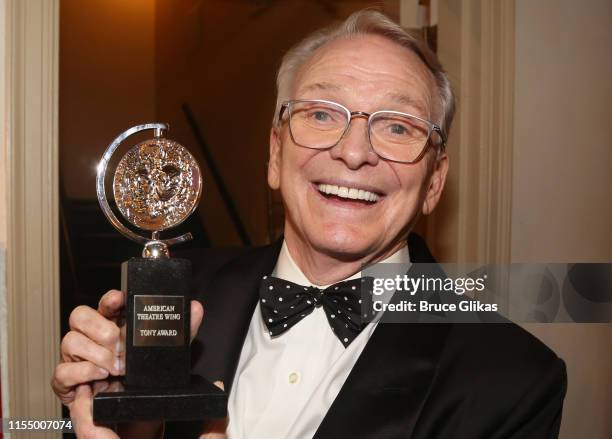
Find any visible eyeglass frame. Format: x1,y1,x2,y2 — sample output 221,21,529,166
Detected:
277,99,447,164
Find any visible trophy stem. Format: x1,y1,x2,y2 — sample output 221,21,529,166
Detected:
143,240,170,259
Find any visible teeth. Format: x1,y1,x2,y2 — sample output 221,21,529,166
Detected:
317,184,380,202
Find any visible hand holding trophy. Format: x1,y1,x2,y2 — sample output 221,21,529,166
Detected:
93,123,226,423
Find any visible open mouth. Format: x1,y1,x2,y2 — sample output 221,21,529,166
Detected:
316,183,381,204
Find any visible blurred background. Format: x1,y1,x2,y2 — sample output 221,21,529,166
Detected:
1,1,610,438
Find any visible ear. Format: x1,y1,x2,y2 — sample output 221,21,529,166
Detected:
421,152,449,215
267,127,282,190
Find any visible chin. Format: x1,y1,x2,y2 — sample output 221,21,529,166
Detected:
310,225,377,260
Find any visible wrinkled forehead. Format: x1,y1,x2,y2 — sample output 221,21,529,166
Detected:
292,34,438,118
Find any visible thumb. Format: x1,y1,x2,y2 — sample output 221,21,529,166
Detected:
98,290,125,320
70,384,120,438
190,300,204,342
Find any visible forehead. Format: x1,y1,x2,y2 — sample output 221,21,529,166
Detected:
292,34,437,117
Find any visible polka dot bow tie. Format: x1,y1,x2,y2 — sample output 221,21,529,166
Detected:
259,276,374,347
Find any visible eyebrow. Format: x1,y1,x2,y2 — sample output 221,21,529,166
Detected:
384,92,428,116
296,83,428,116
298,82,343,94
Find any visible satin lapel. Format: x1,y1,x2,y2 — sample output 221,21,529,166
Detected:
191,240,282,391
314,323,450,438
314,234,450,438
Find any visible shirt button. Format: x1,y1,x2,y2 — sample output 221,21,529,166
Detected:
288,372,300,384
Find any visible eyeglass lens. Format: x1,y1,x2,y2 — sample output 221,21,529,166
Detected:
288,100,432,163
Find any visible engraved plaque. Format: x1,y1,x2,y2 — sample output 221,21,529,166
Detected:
133,295,185,347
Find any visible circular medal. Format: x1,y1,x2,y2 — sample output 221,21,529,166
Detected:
113,138,202,231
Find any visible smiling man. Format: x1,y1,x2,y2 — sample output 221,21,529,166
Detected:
269,33,446,285
52,10,566,439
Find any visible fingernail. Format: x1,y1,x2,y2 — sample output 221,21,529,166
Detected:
114,358,125,375
115,339,124,353
97,367,109,378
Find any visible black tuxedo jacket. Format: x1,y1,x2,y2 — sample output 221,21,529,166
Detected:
168,234,566,438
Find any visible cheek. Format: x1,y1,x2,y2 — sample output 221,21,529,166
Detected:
276,146,308,213
387,163,430,213
279,144,318,187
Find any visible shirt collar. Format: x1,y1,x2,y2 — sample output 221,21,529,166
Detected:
272,240,410,288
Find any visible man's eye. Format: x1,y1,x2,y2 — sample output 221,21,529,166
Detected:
311,111,332,122
389,123,410,135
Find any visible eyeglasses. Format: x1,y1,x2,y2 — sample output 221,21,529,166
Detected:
278,99,446,164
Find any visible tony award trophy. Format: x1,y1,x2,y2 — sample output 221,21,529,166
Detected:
93,123,226,423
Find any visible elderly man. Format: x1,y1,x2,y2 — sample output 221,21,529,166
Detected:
52,10,566,439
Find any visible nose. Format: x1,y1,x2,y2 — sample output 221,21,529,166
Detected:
329,116,379,169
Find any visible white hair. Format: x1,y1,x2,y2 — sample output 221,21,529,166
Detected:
273,10,456,142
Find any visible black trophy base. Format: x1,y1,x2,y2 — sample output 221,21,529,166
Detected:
93,375,227,423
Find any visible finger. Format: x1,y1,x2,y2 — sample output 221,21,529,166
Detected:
61,331,121,375
106,379,125,393
70,384,93,436
118,323,126,355
98,290,125,320
52,361,109,399
70,384,119,439
213,380,225,391
190,300,204,342
92,380,110,395
69,305,121,352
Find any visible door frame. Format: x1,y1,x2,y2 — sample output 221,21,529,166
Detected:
416,0,515,264
0,0,61,430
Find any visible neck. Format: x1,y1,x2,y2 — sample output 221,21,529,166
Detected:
284,229,406,286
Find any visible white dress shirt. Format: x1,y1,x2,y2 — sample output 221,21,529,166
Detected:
226,242,410,439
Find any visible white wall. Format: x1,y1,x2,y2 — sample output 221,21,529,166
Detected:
513,1,612,438
513,0,612,262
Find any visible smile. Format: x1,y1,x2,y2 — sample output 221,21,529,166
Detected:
316,183,380,202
